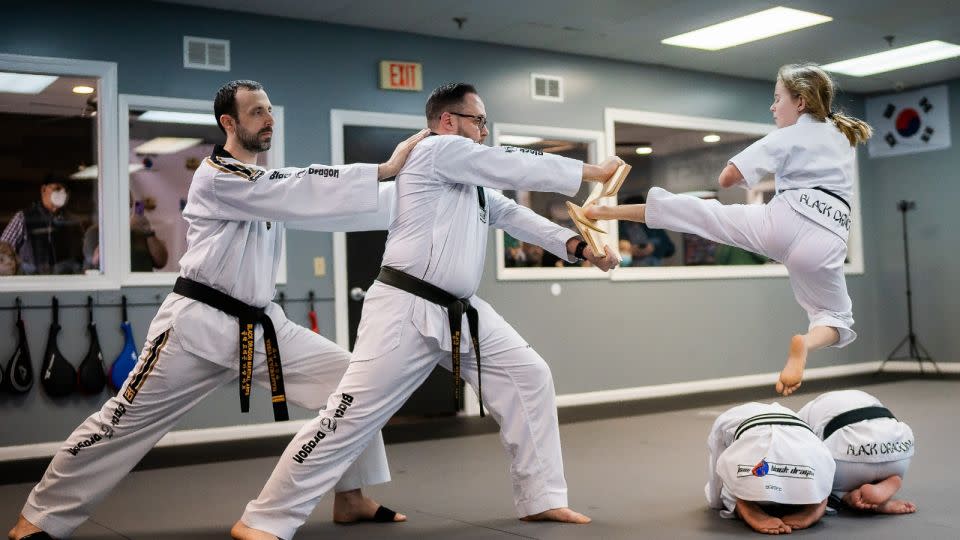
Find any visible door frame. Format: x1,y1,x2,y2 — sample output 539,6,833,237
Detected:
330,109,426,348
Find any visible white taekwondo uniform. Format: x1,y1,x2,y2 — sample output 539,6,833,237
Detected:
799,390,914,497
645,113,857,346
21,146,398,539
240,134,586,539
706,402,836,519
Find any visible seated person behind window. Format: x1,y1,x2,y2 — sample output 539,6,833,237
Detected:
0,241,19,275
83,198,168,272
0,178,84,275
617,195,675,266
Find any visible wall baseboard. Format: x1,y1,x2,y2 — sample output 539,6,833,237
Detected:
2,360,953,462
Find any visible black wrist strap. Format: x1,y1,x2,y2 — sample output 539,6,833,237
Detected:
574,239,588,260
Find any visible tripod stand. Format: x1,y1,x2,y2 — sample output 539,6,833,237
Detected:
879,200,940,373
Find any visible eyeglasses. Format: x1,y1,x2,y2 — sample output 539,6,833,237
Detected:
448,111,487,130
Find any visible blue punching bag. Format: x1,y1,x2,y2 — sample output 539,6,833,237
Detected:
109,296,139,392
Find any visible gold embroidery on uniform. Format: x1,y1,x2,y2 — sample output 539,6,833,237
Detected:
123,330,171,403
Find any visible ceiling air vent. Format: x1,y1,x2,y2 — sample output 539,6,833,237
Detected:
531,73,563,102
183,36,230,71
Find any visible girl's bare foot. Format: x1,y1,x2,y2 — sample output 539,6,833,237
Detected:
735,499,792,535
7,515,43,540
776,335,807,396
332,488,407,523
230,521,278,540
782,500,827,530
521,507,591,524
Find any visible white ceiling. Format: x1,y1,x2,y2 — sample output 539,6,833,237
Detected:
160,0,960,94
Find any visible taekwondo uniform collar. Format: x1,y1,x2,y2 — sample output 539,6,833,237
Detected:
717,414,835,506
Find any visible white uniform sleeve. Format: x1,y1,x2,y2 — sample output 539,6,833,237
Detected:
728,130,785,189
431,135,583,196
286,182,396,232
203,160,380,222
486,190,578,262
705,422,726,510
705,408,739,510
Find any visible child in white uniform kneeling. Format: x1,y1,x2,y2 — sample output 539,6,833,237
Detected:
799,390,916,514
706,402,836,535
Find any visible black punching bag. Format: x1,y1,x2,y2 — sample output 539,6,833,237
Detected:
3,298,34,394
40,297,77,398
77,296,107,394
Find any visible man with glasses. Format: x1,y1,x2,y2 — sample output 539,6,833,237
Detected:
233,82,622,540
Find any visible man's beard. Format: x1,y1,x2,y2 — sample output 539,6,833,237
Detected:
237,123,272,153
457,124,483,144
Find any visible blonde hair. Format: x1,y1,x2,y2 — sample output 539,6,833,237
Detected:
777,63,872,146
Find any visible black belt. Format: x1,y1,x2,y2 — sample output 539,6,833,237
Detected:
173,277,288,421
823,406,894,441
376,266,485,417
778,187,850,210
735,413,813,440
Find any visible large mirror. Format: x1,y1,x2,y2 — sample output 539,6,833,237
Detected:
604,109,864,281
492,124,609,280
119,95,286,285
0,54,119,291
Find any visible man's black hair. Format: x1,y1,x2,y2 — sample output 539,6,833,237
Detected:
425,83,478,125
213,80,264,134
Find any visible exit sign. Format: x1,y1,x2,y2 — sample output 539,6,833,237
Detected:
379,61,422,91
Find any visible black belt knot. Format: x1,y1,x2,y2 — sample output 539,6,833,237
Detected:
376,266,485,417
173,277,288,421
822,406,895,441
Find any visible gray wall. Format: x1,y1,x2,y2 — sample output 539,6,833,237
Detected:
0,0,951,446
858,79,960,366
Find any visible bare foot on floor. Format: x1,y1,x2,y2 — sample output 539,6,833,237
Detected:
776,335,807,396
230,521,278,540
8,515,43,540
843,476,914,514
735,500,791,535
782,500,827,530
332,489,407,523
875,499,917,514
521,507,591,524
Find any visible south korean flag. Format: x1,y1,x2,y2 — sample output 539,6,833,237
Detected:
866,85,951,158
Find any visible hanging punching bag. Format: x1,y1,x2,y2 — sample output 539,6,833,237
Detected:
3,298,34,394
109,296,139,392
77,296,107,394
40,297,77,398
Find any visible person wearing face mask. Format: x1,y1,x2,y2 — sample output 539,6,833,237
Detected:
0,178,84,275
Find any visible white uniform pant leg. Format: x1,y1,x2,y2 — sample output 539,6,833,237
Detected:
260,319,390,491
22,329,235,538
240,322,441,540
781,224,856,347
644,186,785,260
831,458,911,498
456,322,567,516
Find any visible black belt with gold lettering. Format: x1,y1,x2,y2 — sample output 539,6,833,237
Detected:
822,406,894,441
735,413,812,440
173,277,288,421
778,186,850,210
376,266,485,417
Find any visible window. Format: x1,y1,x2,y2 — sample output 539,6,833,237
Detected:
0,54,119,292
604,108,864,281
118,95,287,285
493,124,608,280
